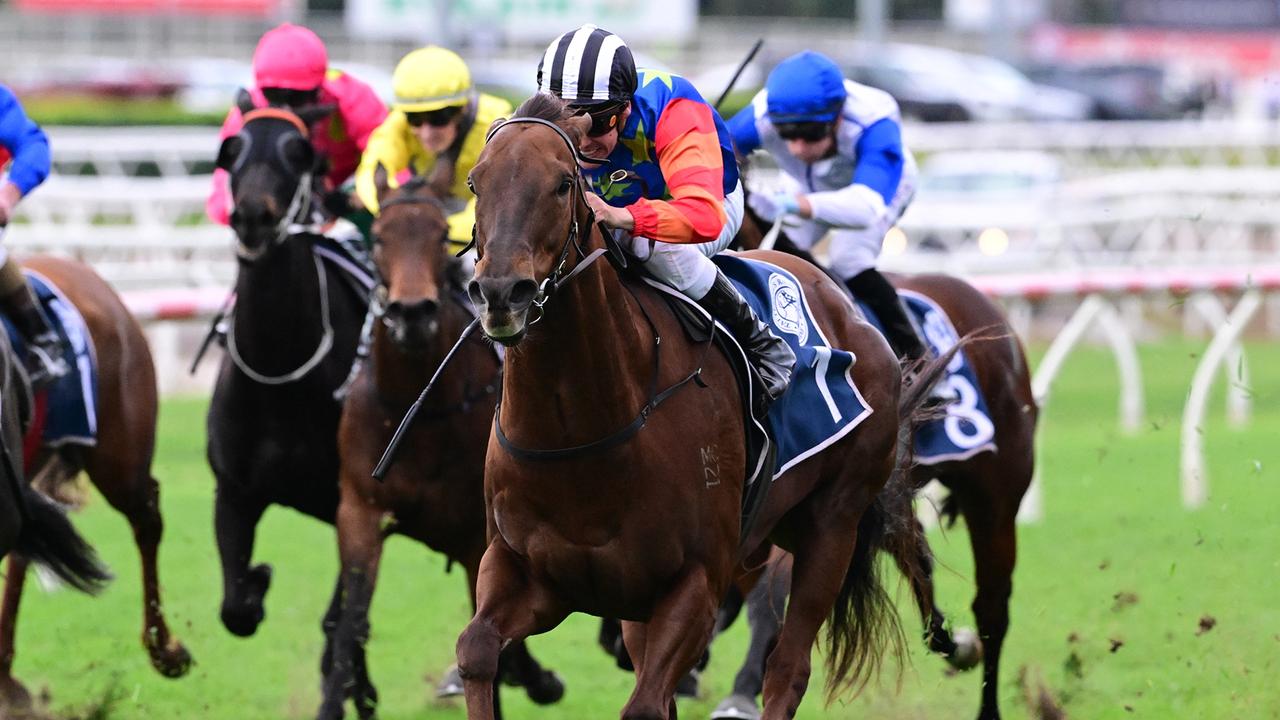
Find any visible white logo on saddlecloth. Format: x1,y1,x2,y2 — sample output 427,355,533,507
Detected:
768,273,807,345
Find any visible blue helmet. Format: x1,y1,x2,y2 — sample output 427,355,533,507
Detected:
765,51,847,124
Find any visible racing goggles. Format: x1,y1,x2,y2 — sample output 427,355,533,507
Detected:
262,87,321,110
775,121,833,142
405,106,463,128
580,102,627,138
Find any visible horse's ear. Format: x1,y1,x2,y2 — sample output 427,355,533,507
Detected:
486,117,507,140
281,135,315,176
216,135,245,172
234,88,256,116
373,162,391,204
563,113,591,144
297,103,337,126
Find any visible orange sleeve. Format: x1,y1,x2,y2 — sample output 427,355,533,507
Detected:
627,98,726,244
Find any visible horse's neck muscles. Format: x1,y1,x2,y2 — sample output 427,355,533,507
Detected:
233,238,328,376
501,252,653,447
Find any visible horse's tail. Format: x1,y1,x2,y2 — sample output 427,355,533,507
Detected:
16,486,112,594
823,342,964,701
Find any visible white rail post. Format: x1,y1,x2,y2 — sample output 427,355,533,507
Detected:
1188,292,1252,427
1180,290,1263,509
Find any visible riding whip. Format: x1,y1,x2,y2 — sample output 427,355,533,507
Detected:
713,38,765,111
372,317,481,481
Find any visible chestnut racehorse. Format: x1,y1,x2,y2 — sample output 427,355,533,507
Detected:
1,256,188,711
456,94,949,720
718,210,1039,720
318,173,563,719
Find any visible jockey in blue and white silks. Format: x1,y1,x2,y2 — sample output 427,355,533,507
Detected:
728,51,951,404
0,84,68,386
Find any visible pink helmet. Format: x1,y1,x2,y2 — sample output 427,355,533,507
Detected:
252,23,328,91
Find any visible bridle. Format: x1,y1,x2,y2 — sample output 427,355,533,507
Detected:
481,116,711,462
224,107,333,385
232,107,323,263
367,189,452,322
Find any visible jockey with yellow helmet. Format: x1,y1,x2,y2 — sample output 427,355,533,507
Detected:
206,23,387,226
355,46,513,248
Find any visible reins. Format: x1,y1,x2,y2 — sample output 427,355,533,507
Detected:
226,250,336,385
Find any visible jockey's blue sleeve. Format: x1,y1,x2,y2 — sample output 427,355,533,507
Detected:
851,117,903,205
0,85,51,196
726,104,761,156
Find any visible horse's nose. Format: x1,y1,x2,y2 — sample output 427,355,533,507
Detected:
469,277,538,313
384,297,439,325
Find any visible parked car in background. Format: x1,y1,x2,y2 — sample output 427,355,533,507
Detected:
895,150,1064,259
1022,62,1208,120
842,43,1095,122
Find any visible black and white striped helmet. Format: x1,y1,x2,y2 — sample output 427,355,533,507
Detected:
537,24,637,106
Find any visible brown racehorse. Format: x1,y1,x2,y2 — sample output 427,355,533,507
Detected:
0,256,191,710
318,173,562,719
719,211,1039,720
455,95,951,720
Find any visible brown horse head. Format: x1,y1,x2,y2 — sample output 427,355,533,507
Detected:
466,94,592,345
215,105,332,261
368,164,453,351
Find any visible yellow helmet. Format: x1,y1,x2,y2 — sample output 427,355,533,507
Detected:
392,46,473,113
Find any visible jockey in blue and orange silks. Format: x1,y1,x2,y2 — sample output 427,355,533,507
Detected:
536,24,795,412
0,84,68,386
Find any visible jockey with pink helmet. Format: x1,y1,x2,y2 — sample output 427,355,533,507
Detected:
206,23,387,225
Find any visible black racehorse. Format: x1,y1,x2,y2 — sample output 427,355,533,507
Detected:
208,102,370,637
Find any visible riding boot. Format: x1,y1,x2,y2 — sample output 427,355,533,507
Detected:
697,268,796,416
1,280,69,388
845,268,955,406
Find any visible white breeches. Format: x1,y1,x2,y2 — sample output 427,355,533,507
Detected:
618,181,744,300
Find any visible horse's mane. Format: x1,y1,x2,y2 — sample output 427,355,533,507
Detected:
512,93,576,123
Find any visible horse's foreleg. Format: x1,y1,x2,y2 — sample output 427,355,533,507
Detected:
457,540,567,720
214,486,271,637
0,555,32,712
621,566,719,720
317,494,384,720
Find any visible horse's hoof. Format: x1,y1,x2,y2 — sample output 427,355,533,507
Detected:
710,694,760,720
221,564,273,637
434,664,464,698
675,668,700,699
316,699,346,720
945,627,984,671
0,677,34,713
524,670,565,705
355,686,379,720
146,636,194,678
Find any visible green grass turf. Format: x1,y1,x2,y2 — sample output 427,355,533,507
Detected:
6,339,1279,719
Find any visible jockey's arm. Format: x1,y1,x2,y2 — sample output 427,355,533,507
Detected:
803,118,903,229
625,99,727,244
0,86,51,223
327,70,388,154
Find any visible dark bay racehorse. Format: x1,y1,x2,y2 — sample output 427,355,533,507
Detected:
456,95,951,720
720,212,1039,720
0,257,161,710
318,173,562,719
209,105,368,636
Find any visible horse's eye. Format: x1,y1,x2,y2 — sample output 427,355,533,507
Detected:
556,178,572,196
466,176,477,195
